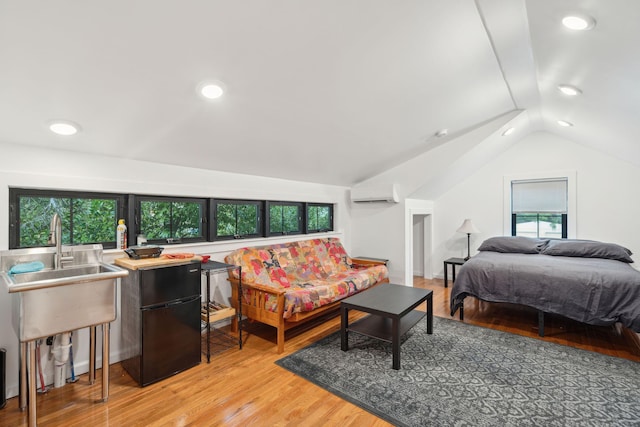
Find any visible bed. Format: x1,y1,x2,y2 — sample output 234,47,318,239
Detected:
450,236,640,335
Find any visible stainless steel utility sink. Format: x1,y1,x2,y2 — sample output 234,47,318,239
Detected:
5,263,124,290
1,240,129,426
0,245,128,342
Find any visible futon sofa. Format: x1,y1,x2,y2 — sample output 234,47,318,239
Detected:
224,237,389,353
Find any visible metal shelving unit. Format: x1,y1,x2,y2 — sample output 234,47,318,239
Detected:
201,261,242,363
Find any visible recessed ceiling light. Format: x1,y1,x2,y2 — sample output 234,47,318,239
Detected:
557,84,582,96
557,120,573,127
199,81,225,99
502,127,515,136
562,15,596,31
49,120,80,136
435,129,448,137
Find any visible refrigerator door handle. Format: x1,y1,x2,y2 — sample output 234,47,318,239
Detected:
143,295,200,310
166,295,201,307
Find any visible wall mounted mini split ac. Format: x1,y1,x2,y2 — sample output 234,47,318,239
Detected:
350,184,399,203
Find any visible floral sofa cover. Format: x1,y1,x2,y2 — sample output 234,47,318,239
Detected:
225,237,388,319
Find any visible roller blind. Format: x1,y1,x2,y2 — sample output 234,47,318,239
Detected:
511,179,567,213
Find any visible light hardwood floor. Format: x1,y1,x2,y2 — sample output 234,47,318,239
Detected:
2,278,639,426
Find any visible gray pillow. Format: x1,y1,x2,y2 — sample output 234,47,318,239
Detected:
477,236,549,254
540,239,634,263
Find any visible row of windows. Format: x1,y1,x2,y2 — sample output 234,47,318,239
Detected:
8,189,333,249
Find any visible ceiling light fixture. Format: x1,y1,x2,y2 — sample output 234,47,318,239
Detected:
435,129,448,138
502,127,515,136
557,120,574,127
49,120,80,136
199,81,225,99
557,84,582,96
562,14,596,31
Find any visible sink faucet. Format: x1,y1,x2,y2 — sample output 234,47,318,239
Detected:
48,213,62,270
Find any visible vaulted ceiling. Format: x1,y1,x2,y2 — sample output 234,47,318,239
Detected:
1,1,637,187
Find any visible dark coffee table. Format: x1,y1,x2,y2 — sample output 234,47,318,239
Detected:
340,283,433,370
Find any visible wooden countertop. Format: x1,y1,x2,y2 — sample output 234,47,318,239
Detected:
114,255,202,270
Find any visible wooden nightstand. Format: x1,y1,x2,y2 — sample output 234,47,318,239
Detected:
443,257,466,288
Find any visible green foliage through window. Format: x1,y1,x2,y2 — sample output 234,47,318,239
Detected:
10,189,334,248
307,204,332,233
269,203,301,235
215,201,261,239
139,198,205,243
11,190,121,249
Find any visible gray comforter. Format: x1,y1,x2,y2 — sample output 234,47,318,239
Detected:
450,251,640,332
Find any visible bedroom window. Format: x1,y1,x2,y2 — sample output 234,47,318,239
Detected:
511,179,568,239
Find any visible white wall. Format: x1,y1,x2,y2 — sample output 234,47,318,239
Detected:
0,142,351,399
350,201,406,283
350,196,433,285
346,112,523,287
431,131,640,276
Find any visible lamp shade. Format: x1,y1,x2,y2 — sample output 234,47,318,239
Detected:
456,219,480,234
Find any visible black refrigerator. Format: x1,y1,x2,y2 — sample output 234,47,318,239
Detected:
121,262,201,386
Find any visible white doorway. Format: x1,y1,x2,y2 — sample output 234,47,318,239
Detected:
413,215,425,276
404,200,434,286
411,214,432,279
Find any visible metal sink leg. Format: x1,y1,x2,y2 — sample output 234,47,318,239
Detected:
28,341,36,427
89,326,96,384
19,323,110,425
19,342,27,411
88,324,109,400
102,322,109,402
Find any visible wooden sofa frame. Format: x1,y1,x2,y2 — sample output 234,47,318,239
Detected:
229,257,389,353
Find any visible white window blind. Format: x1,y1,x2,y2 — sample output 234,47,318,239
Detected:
511,179,568,213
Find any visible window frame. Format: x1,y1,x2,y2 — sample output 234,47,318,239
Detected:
9,188,335,248
135,195,208,245
503,171,576,239
211,199,264,241
306,203,334,233
9,188,127,249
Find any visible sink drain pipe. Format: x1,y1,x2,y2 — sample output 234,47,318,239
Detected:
52,332,71,388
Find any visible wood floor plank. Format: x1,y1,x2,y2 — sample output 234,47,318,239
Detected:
1,278,638,426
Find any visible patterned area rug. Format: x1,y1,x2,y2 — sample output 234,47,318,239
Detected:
276,316,640,427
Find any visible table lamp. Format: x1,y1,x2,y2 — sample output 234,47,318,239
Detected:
456,219,480,261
